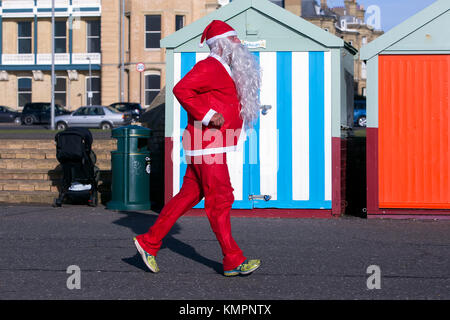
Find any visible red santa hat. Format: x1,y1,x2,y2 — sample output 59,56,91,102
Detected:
199,20,238,47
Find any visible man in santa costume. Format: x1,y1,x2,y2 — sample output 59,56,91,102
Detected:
133,20,261,277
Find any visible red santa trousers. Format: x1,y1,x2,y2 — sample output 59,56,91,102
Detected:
135,153,247,271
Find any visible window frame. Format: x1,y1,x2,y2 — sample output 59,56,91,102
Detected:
145,14,162,50
17,77,32,108
86,19,101,53
361,61,367,79
54,20,67,54
85,76,101,106
144,71,161,107
54,76,67,107
17,21,32,54
175,15,185,31
362,36,368,45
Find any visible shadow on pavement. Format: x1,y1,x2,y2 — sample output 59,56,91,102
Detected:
113,211,223,274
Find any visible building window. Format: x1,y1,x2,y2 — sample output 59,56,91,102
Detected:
87,20,101,53
18,78,32,107
362,87,366,97
54,21,67,53
145,72,160,106
362,36,368,45
86,76,101,105
145,15,161,49
175,15,185,31
361,61,367,79
54,77,67,107
18,22,32,54
269,0,284,7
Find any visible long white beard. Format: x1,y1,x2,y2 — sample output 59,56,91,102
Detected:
210,38,261,128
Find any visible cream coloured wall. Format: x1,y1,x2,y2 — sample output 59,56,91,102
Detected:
32,73,51,102
100,0,120,105
37,19,52,54
0,73,20,108
2,20,18,54
0,0,223,110
0,71,102,110
72,19,87,53
125,0,220,107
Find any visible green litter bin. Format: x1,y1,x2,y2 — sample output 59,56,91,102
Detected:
107,125,152,211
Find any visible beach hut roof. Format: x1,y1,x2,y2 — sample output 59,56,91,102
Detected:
360,0,450,61
161,0,346,49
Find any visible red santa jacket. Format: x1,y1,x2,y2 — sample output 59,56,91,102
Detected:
173,54,245,156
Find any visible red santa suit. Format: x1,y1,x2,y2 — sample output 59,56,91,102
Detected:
177,53,246,157
135,20,247,272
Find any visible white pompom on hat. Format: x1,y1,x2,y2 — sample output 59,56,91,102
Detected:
199,20,238,48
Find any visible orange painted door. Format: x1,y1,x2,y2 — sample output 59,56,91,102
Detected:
378,54,450,209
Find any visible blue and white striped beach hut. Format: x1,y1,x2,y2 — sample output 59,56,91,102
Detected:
161,0,355,217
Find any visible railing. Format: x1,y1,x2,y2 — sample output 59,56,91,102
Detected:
2,54,35,65
37,53,70,65
72,53,101,65
1,1,35,10
0,0,101,17
1,0,100,9
1,53,101,65
71,0,101,9
36,0,70,7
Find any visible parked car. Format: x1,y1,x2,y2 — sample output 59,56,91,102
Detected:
354,98,367,127
109,102,143,121
0,106,21,124
21,102,71,125
55,105,133,130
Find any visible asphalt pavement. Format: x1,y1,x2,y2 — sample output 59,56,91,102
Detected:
0,204,449,300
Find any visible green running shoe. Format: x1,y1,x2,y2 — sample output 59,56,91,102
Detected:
224,259,261,277
133,237,159,273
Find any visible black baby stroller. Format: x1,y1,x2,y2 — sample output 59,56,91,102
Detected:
53,127,100,207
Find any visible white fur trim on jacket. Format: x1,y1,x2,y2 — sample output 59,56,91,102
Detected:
184,126,247,156
202,109,217,126
205,30,237,46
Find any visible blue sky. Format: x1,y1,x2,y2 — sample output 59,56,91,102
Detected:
325,0,438,31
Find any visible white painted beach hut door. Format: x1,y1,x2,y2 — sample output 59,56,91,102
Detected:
174,51,332,210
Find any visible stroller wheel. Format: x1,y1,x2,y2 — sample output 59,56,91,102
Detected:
53,198,62,207
88,192,98,207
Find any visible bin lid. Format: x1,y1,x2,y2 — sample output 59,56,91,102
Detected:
112,125,151,138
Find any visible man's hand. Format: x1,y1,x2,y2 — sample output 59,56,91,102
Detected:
210,113,225,128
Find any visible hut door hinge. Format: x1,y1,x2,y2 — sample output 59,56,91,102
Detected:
260,105,272,115
248,194,272,201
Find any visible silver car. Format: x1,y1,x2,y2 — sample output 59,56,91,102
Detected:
55,106,132,130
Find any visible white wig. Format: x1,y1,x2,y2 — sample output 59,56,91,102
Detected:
209,37,261,128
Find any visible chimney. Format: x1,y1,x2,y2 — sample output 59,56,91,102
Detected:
321,0,327,9
356,4,365,22
345,0,358,17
